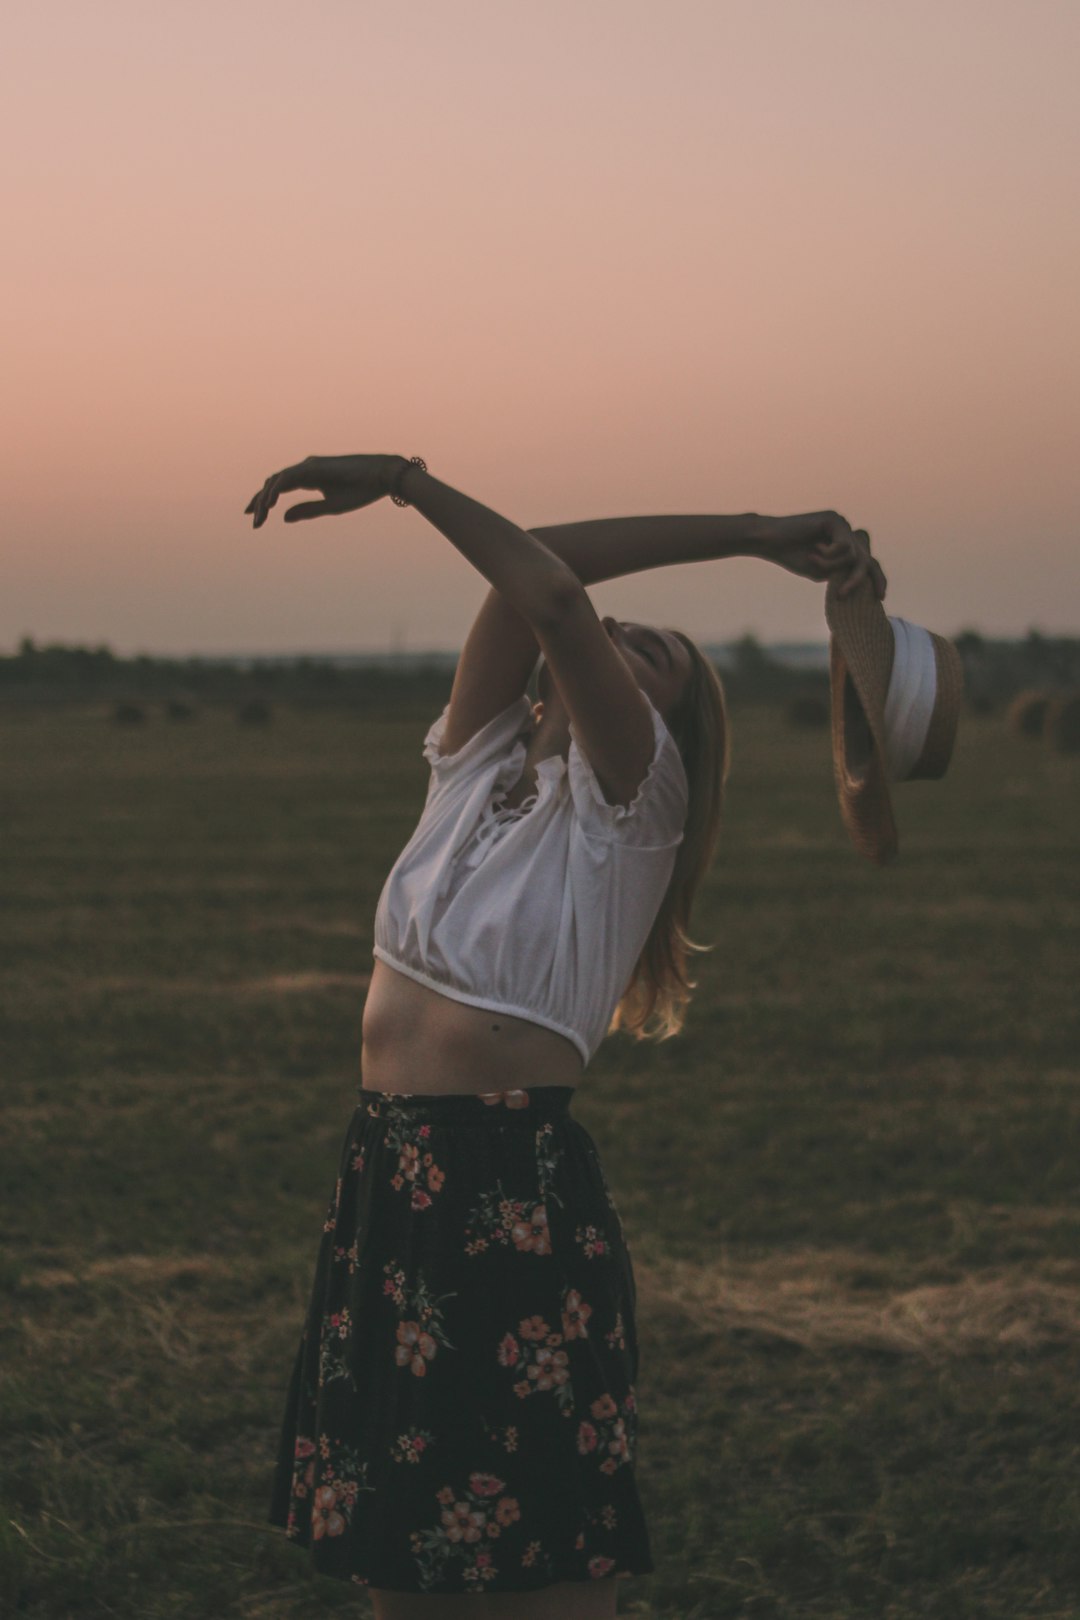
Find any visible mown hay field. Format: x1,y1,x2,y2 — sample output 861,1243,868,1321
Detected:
2,700,1078,1619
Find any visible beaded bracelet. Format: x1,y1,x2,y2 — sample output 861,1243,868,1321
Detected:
390,455,428,507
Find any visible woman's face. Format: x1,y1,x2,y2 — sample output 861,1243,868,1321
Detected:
602,618,693,721
537,618,693,723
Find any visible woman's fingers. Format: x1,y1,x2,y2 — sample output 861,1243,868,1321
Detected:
837,555,869,597
246,461,316,526
837,552,888,600
817,527,887,599
246,474,279,527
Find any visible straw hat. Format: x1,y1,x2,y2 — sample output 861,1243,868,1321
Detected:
824,576,964,864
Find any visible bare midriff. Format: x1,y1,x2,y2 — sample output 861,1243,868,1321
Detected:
360,957,585,1095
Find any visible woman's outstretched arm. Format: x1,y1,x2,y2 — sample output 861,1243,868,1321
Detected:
435,513,776,753
528,512,769,584
244,453,879,753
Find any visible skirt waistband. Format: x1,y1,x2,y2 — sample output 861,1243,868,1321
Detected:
357,1084,576,1127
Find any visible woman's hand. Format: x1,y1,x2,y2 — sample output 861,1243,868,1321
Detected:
244,454,401,528
762,512,887,600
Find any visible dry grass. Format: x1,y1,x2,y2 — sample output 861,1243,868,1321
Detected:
58,970,373,996
2,703,1078,1620
637,1251,1080,1359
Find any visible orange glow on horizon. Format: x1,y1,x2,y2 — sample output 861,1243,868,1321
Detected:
3,0,1078,653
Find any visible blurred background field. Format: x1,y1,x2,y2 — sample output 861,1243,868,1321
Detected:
1,686,1079,1620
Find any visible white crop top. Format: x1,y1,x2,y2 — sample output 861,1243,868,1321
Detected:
372,690,690,1068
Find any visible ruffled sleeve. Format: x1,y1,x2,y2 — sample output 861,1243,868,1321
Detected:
423,694,533,784
567,692,689,846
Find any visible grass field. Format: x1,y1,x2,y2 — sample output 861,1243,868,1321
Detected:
2,699,1078,1619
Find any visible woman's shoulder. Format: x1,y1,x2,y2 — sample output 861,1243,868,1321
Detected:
567,692,688,847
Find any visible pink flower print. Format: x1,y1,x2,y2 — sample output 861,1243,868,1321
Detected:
419,1124,431,1138
294,1436,316,1459
608,1419,630,1463
518,1316,550,1343
312,1484,346,1540
526,1345,569,1391
561,1289,592,1340
399,1142,421,1182
468,1472,507,1497
588,1555,615,1577
495,1496,521,1526
590,1392,617,1421
411,1188,433,1210
395,1320,438,1376
511,1205,550,1255
441,1500,486,1544
497,1333,520,1367
576,1421,598,1454
293,1456,315,1499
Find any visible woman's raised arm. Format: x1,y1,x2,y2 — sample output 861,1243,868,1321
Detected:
530,512,886,599
529,513,765,584
244,452,883,760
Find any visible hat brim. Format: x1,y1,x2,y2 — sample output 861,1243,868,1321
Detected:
825,577,900,865
828,637,897,864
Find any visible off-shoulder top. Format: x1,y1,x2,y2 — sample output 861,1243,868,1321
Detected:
372,690,690,1068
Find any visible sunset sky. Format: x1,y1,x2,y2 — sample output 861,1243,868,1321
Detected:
3,0,1077,655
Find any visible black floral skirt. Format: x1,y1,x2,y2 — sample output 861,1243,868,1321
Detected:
267,1082,654,1595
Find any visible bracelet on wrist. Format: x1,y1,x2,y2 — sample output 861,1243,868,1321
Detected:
390,456,428,506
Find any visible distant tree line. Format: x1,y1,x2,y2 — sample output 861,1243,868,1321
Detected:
2,631,1078,712
0,638,452,713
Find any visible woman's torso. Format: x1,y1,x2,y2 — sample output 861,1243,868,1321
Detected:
362,760,585,1096
360,956,585,1095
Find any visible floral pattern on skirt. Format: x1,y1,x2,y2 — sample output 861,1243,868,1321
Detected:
267,1083,654,1594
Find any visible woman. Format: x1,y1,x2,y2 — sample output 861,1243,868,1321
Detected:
247,454,884,1618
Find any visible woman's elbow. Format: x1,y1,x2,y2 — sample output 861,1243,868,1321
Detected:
533,567,587,629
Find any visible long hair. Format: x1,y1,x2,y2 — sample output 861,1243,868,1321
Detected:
607,631,731,1044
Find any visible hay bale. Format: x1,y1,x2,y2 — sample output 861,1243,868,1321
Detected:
785,695,829,729
165,699,196,721
113,702,146,725
237,698,271,725
1045,692,1080,754
1006,689,1051,739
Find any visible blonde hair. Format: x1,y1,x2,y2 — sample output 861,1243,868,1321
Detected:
607,631,731,1045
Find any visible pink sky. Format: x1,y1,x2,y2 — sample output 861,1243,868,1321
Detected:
3,0,1078,654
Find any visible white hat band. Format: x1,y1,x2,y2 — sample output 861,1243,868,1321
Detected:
882,617,938,781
